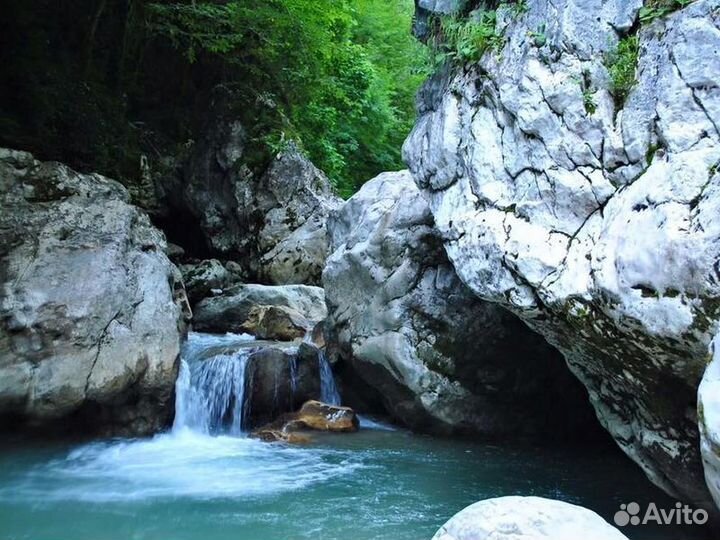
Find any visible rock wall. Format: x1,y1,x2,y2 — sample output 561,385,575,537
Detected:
404,0,720,506
323,170,600,438
0,149,188,436
193,284,327,336
152,90,342,285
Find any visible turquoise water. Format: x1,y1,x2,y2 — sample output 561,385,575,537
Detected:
0,426,712,540
0,333,712,540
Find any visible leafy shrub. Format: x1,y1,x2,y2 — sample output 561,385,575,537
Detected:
606,35,640,106
436,10,503,65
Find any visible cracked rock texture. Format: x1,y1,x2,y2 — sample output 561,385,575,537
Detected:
404,0,720,506
157,90,342,285
0,149,187,436
323,170,599,437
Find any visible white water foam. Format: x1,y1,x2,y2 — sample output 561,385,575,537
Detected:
0,333,363,504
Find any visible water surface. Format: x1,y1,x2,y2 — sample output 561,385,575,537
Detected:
0,332,711,540
0,427,710,540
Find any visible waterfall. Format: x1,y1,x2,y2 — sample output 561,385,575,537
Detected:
301,333,341,405
174,332,342,437
318,350,341,406
173,333,254,435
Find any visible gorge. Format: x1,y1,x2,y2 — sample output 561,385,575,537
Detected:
1,0,720,539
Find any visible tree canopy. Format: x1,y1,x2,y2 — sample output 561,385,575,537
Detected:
0,0,428,197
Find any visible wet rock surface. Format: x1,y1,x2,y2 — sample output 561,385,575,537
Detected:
250,400,359,443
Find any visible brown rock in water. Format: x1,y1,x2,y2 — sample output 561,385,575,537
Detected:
295,400,358,432
250,400,359,444
251,429,313,444
245,344,321,428
240,305,311,341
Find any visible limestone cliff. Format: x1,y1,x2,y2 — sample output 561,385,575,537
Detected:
404,0,720,508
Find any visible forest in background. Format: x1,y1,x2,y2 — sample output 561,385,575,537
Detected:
0,0,429,196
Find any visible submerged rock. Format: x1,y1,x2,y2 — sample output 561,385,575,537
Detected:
250,400,359,443
432,496,628,540
193,283,327,336
0,148,188,435
323,170,598,438
404,0,720,507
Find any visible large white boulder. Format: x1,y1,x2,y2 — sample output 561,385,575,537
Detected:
0,149,189,435
432,497,628,540
404,0,720,506
323,170,598,437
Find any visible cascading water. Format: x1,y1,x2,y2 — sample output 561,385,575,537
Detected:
174,332,255,435
301,333,342,406
318,350,341,406
175,332,343,438
0,334,674,540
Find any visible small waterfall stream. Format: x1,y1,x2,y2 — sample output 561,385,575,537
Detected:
318,350,341,406
0,344,679,540
174,332,342,436
174,333,255,434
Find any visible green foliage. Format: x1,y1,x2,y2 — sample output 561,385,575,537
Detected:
432,9,503,66
0,0,148,180
148,0,428,197
639,0,695,23
606,35,640,106
646,142,660,164
0,0,426,198
508,0,529,16
582,89,597,115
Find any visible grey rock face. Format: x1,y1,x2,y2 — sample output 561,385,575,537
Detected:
180,259,244,305
156,90,342,285
251,148,343,285
413,0,468,40
193,284,327,335
0,148,187,436
323,170,598,437
404,0,720,506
